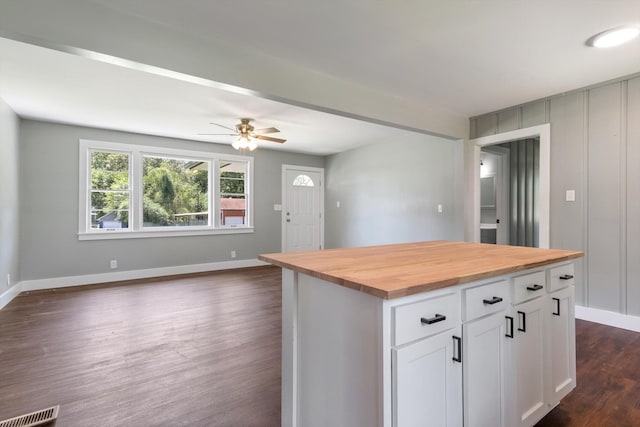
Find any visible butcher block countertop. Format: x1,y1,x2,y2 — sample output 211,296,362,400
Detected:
259,241,583,299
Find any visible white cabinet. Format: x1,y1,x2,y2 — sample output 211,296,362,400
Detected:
462,279,510,427
510,294,548,427
508,263,577,427
548,280,576,404
463,311,510,427
280,261,577,427
393,326,463,427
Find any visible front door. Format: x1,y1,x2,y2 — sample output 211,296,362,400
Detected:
282,166,323,252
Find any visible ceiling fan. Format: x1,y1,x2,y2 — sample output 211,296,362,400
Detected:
199,118,286,151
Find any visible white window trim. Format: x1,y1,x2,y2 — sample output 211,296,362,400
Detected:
78,139,254,240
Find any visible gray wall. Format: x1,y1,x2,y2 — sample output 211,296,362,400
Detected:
469,73,640,315
325,134,464,248
0,98,20,293
19,120,323,281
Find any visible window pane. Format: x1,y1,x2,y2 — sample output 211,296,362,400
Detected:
89,150,130,230
220,195,246,226
220,161,246,194
219,161,248,227
90,191,129,229
143,156,209,227
91,151,129,190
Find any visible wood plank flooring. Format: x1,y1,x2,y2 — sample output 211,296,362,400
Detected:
1,266,639,426
0,266,282,427
536,319,640,427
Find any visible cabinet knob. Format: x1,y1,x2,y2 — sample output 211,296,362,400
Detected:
421,313,446,325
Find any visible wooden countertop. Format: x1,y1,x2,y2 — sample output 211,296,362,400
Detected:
259,241,583,299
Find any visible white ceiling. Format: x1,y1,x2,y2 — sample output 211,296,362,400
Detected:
1,1,639,154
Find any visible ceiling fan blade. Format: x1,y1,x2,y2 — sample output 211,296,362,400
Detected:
253,127,280,134
209,122,237,132
197,133,237,136
254,134,286,143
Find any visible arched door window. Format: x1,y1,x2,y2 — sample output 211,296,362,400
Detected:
292,174,314,187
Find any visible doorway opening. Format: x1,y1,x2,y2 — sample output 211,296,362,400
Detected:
470,124,550,248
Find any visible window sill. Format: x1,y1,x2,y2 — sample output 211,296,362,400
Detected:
78,227,254,241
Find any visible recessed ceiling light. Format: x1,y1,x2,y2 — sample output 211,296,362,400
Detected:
588,25,640,48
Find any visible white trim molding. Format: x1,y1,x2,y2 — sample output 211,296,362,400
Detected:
0,259,269,310
468,124,551,248
575,305,640,333
0,283,24,310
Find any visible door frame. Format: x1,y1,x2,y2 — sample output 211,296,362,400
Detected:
468,124,550,248
281,164,325,252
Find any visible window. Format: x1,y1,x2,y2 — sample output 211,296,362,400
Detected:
89,150,130,230
219,161,247,226
292,174,314,187
142,156,209,228
79,139,253,240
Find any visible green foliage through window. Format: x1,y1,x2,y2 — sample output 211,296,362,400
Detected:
143,157,209,227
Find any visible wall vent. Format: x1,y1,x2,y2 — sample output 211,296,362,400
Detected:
0,405,59,427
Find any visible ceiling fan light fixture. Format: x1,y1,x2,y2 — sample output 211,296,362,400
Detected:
234,134,252,150
248,139,258,151
589,25,640,48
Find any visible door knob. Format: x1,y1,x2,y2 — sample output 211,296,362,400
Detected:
286,219,290,222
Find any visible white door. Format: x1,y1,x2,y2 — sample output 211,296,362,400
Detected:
392,326,463,427
282,166,323,252
463,312,509,427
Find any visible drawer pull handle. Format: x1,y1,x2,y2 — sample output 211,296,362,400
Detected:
559,274,574,280
505,316,514,338
452,335,462,363
483,296,503,305
517,311,526,332
421,313,446,325
526,284,543,291
553,297,561,316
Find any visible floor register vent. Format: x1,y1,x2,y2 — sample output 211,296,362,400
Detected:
0,405,59,427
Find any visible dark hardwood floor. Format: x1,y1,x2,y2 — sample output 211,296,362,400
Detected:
0,266,282,427
1,267,639,426
536,319,640,427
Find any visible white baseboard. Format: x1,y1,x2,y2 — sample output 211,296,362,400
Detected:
575,305,640,333
0,258,269,310
0,282,23,310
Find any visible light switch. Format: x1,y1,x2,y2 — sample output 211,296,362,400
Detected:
274,204,282,211
565,190,576,202
336,201,341,208
437,204,443,213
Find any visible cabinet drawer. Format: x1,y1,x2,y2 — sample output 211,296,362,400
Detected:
463,279,509,321
512,271,546,305
393,293,460,346
548,263,575,292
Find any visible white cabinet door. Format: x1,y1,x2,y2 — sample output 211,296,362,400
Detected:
463,312,510,427
548,286,576,404
511,296,548,427
393,326,463,427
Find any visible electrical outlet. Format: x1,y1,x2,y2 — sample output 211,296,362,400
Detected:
231,251,236,259
110,260,117,269
437,204,443,213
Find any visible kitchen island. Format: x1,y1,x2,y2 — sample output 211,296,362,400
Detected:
260,241,584,427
